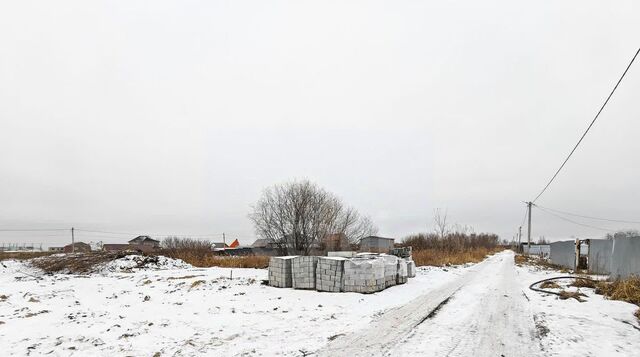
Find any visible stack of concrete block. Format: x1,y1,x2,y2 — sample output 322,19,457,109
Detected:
328,251,357,258
268,256,297,288
342,257,385,293
316,257,346,292
406,260,416,278
381,255,399,288
396,258,408,284
292,256,318,289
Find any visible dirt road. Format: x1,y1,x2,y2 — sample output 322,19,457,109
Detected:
318,251,540,357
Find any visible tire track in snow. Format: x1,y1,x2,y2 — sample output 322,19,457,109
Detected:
316,252,521,357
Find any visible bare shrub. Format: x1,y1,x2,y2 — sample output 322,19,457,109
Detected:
249,180,377,255
402,232,500,252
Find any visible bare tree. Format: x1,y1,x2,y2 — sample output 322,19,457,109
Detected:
249,180,378,255
433,208,450,239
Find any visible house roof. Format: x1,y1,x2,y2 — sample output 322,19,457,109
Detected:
128,235,160,244
251,238,274,248
362,236,395,241
212,242,227,249
64,242,90,248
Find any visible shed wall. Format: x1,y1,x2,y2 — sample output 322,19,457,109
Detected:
588,239,612,274
549,241,575,269
610,237,640,278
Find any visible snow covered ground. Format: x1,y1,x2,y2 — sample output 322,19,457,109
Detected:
1,251,638,356
0,255,466,356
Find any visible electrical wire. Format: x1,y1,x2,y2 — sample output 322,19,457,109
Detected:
534,205,615,232
520,204,529,227
532,47,640,203
0,228,69,232
534,204,640,224
75,229,225,238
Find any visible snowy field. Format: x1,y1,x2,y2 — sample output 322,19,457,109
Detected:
1,251,639,356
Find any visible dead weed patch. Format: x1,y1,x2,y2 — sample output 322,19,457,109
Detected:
558,290,587,302
540,281,561,289
412,247,503,267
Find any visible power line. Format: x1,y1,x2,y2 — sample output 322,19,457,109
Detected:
532,47,640,203
0,228,68,232
534,204,640,224
534,205,615,232
75,228,225,238
520,203,529,227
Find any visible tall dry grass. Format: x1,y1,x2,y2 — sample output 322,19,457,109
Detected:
166,252,269,269
160,237,269,268
595,276,640,321
0,251,54,261
402,231,502,266
596,276,640,306
411,247,503,266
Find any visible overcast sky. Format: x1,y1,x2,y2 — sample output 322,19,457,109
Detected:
1,1,639,247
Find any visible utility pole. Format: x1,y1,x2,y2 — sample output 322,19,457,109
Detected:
223,232,226,246
71,227,75,253
526,202,532,254
518,226,522,252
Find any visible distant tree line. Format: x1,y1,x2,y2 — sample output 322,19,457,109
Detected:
402,209,500,251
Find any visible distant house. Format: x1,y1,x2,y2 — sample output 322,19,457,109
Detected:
124,236,160,253
129,236,160,247
48,246,64,252
212,242,228,249
63,242,91,253
359,236,395,254
251,238,277,249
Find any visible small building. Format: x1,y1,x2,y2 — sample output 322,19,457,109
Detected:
63,242,91,253
48,246,64,252
251,238,277,249
359,236,395,254
212,242,228,249
128,236,160,248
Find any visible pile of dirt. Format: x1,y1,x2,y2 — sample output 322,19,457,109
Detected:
30,251,134,274
30,252,192,274
99,254,192,273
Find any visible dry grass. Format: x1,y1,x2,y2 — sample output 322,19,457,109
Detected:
30,251,134,274
165,252,270,269
540,281,561,289
634,309,640,321
571,278,597,289
513,254,567,271
411,247,503,267
0,251,54,261
559,290,587,302
595,276,640,306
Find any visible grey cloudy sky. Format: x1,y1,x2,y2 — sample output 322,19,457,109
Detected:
1,1,639,247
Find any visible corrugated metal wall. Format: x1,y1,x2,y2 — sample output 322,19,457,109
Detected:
549,240,575,269
588,239,612,274
610,237,640,278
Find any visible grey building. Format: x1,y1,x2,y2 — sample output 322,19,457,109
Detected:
359,236,395,254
